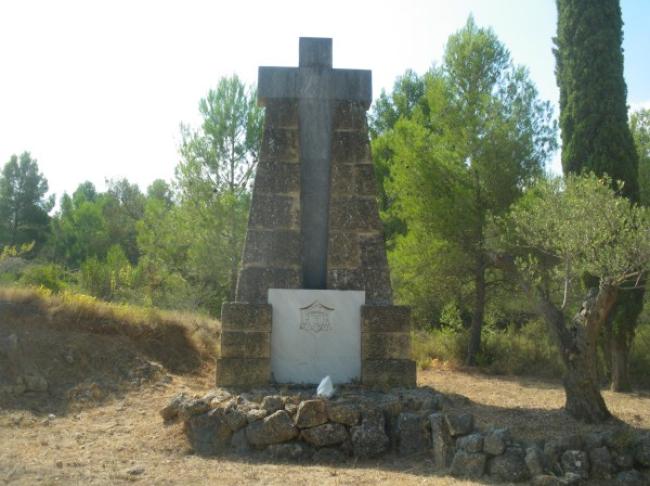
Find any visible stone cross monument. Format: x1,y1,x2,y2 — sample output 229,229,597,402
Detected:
217,38,416,388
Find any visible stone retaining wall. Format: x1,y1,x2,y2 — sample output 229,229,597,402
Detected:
161,386,650,484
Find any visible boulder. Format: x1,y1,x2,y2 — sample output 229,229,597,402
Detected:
450,450,487,479
525,445,546,477
246,410,298,446
160,393,187,421
245,409,268,423
635,434,650,467
231,429,250,453
223,408,248,432
488,447,531,483
561,450,589,479
484,428,511,455
183,409,232,455
301,423,348,447
295,400,328,429
457,433,483,453
589,446,614,479
430,412,454,468
261,395,285,414
350,410,389,458
327,401,360,426
615,469,645,485
397,412,431,455
445,412,474,437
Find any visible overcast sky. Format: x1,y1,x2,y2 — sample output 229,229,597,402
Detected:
1,0,649,202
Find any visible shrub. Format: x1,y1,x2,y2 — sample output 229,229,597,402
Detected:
18,263,68,293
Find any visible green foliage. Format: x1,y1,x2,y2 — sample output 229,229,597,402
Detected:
631,108,650,206
507,174,650,292
554,0,639,200
18,263,68,293
80,245,134,301
375,17,557,358
0,152,53,248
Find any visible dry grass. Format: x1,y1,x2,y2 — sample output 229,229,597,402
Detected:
0,285,220,360
2,365,650,485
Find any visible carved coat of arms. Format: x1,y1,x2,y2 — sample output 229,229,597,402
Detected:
299,301,334,333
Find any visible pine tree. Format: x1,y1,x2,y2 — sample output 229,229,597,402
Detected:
554,0,642,391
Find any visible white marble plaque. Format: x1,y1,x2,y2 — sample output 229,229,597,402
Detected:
268,289,365,384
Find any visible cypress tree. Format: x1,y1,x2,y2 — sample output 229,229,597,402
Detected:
554,0,642,391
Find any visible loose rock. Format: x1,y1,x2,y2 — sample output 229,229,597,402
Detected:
561,450,589,479
450,450,486,478
301,423,348,447
430,412,454,468
457,433,483,453
485,428,510,455
588,446,614,479
525,445,545,477
246,410,298,446
445,412,474,437
183,409,232,455
327,401,360,426
397,412,431,455
295,400,327,428
350,410,389,458
261,395,284,413
488,447,530,483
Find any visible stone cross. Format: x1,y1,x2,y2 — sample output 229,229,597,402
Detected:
258,38,371,289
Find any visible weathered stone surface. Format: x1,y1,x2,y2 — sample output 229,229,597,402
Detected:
248,193,299,229
450,450,487,479
262,99,298,128
329,197,380,231
525,446,546,477
223,408,248,432
397,412,431,455
589,446,614,479
361,305,410,333
261,395,285,414
220,331,270,359
362,359,416,388
295,400,328,428
327,231,360,268
445,412,474,437
327,268,364,291
183,409,232,455
160,393,196,421
312,447,348,464
327,401,360,426
430,412,454,468
350,410,389,458
177,398,210,421
215,358,270,386
331,131,370,164
485,428,511,455
260,128,300,163
333,101,367,131
220,303,272,332
488,447,531,482
301,423,348,447
616,469,645,485
246,409,268,423
561,450,589,479
254,162,300,194
241,229,301,269
245,410,298,446
235,267,301,304
231,428,250,453
635,434,650,467
457,433,483,453
362,332,411,360
266,442,312,461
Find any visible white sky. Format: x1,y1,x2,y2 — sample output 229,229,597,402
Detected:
1,0,648,202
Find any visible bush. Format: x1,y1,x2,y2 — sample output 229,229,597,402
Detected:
630,323,650,387
18,263,68,293
412,328,468,370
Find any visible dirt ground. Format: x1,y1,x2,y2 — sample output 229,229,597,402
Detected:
2,365,649,486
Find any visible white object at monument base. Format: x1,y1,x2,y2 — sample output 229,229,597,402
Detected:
268,289,365,384
317,375,335,398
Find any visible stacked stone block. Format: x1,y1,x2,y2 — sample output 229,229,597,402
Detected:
361,305,416,387
217,303,272,386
